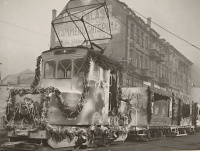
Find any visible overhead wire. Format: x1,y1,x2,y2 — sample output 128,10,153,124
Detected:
127,9,200,51
0,35,46,50
95,0,200,86
114,1,200,51
1,1,199,85
0,19,50,38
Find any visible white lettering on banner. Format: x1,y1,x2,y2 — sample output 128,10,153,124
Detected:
55,6,121,46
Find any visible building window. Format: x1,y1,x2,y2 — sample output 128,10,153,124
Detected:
123,78,126,87
156,64,159,78
44,61,56,79
145,57,148,69
155,63,158,77
149,59,152,71
74,58,85,76
146,36,149,50
126,79,129,87
137,29,140,44
169,72,171,83
57,59,72,79
162,67,165,77
141,32,144,48
159,66,161,77
150,38,152,48
129,79,132,87
131,23,134,39
135,52,138,68
140,55,143,69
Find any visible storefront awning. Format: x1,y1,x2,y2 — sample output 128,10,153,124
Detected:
149,87,172,98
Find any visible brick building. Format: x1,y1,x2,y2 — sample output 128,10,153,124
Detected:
51,0,192,101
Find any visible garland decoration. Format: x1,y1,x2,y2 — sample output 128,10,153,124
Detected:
5,87,52,132
5,86,126,143
54,77,89,119
31,55,42,89
46,124,74,143
117,71,123,113
4,49,125,143
87,51,121,71
192,102,198,127
177,98,182,126
88,125,121,147
86,50,123,116
146,87,152,125
171,93,175,124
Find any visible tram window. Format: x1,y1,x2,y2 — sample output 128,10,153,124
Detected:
74,58,85,76
94,63,99,77
44,61,56,79
103,70,108,82
57,59,72,79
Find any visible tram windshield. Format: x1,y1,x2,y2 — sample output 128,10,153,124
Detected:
57,59,72,79
44,61,56,79
44,58,85,79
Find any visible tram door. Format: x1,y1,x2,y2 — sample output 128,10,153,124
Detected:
109,72,118,114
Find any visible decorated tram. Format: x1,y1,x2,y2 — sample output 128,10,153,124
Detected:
2,46,198,150
1,0,199,150
3,46,129,150
121,87,196,141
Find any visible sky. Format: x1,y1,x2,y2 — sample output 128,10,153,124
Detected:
0,0,200,85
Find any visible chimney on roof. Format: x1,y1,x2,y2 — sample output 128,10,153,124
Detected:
160,38,166,43
50,9,57,48
166,42,170,46
147,17,151,27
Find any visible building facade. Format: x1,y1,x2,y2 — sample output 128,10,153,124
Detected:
106,0,193,101
51,0,193,102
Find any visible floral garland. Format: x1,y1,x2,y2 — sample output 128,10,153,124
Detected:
171,93,175,123
5,50,124,142
46,124,74,142
117,71,123,113
87,51,122,71
28,51,122,120
146,87,152,125
4,87,82,142
86,51,123,116
31,55,42,89
5,87,52,131
53,87,86,120
192,103,198,127
87,125,121,147
177,98,182,126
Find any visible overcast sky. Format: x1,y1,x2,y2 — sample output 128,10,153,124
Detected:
0,0,200,85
